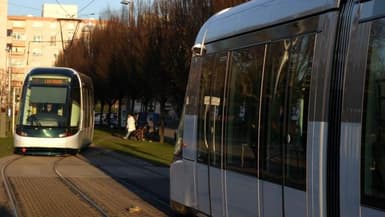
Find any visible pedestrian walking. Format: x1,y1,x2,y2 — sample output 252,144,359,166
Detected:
124,114,136,139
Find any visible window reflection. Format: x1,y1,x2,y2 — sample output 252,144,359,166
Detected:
260,35,314,189
185,57,202,115
285,35,314,189
226,45,264,175
362,18,385,207
197,53,227,167
197,55,215,163
260,40,288,182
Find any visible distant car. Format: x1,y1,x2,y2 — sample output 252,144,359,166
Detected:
94,112,118,128
94,112,103,125
136,112,160,128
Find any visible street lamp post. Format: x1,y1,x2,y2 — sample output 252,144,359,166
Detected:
6,43,12,135
120,0,133,24
6,43,12,107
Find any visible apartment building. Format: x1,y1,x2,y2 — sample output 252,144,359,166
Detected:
0,3,97,112
7,16,96,82
0,0,7,111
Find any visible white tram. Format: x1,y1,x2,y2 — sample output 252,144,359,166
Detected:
170,0,385,217
14,67,94,155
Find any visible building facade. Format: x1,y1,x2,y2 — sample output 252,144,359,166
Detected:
1,14,96,112
42,3,78,18
0,0,7,111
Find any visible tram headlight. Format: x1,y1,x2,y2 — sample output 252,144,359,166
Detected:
59,131,73,138
59,132,69,137
16,128,28,136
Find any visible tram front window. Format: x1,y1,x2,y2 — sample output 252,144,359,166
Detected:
21,86,69,128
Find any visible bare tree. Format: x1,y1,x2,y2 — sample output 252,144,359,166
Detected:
56,0,249,140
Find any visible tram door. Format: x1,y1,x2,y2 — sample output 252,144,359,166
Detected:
196,52,228,217
358,13,385,217
260,36,313,217
340,2,385,217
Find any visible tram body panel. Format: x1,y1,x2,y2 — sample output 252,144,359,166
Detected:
195,0,339,44
225,170,258,217
170,159,196,213
170,114,198,212
307,121,328,217
183,114,198,160
14,132,82,149
170,0,385,216
339,123,361,217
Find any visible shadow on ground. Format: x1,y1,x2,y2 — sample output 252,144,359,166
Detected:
80,146,177,216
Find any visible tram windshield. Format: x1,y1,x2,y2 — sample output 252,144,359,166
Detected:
18,75,78,129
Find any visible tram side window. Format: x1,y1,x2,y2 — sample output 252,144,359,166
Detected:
260,40,288,183
70,86,81,127
260,34,314,189
362,18,385,208
226,45,264,176
83,88,89,128
284,35,314,189
210,53,227,167
197,55,215,163
185,57,202,115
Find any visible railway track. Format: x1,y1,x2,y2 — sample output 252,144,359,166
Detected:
2,156,22,217
77,148,174,216
53,156,109,217
1,155,109,217
0,154,168,217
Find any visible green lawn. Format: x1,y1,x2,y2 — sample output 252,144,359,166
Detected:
0,128,175,166
0,136,14,157
93,128,175,166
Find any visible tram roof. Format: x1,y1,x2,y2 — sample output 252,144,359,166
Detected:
195,0,340,45
25,67,92,84
28,67,80,77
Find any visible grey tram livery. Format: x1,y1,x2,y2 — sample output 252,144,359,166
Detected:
170,0,385,217
14,67,94,155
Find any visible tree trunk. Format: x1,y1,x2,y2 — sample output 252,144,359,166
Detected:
118,97,122,128
100,101,105,125
159,98,167,144
130,98,135,114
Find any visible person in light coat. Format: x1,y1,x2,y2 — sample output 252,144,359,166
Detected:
124,114,136,139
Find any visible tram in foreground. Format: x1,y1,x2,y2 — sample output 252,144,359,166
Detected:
14,67,94,155
170,0,385,216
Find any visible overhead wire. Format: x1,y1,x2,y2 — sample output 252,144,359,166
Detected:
79,0,96,14
9,0,98,18
55,0,72,18
8,2,40,13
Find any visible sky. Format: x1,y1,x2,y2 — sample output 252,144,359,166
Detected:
7,0,126,18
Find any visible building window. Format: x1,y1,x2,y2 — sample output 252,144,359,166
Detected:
10,59,24,67
12,32,25,41
32,49,42,56
33,35,42,42
11,47,25,55
50,36,56,46
7,29,13,37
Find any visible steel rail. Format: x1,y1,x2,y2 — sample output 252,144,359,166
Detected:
1,156,24,217
53,156,109,217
